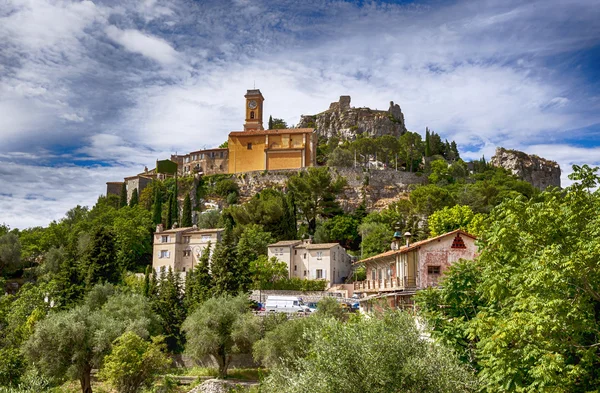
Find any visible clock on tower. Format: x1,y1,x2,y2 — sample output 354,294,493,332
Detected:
243,89,265,131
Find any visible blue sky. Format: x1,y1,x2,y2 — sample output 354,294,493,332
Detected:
1,0,599,229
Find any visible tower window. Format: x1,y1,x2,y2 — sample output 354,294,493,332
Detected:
247,143,252,150
250,111,255,119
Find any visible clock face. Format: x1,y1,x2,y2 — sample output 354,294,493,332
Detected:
248,100,257,109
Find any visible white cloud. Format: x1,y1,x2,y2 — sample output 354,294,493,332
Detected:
105,25,179,65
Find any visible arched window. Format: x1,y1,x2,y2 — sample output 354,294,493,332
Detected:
250,111,255,119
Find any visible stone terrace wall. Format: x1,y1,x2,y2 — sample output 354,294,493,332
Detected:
234,167,425,212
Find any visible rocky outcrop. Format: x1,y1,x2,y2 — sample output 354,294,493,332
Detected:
490,147,561,190
188,379,258,393
297,96,407,140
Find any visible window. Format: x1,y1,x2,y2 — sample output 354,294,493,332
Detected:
294,265,297,271
247,143,252,150
333,252,336,261
220,152,224,158
303,253,307,259
316,269,323,279
183,236,190,243
294,250,297,255
182,267,186,272
304,270,307,277
183,250,191,257
371,269,376,280
250,111,255,119
279,248,284,255
316,251,323,260
161,235,170,243
428,266,441,275
160,250,169,258
202,235,211,241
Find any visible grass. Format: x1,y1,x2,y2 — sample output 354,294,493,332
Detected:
180,367,265,381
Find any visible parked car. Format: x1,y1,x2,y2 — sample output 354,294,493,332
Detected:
306,302,318,313
265,296,310,313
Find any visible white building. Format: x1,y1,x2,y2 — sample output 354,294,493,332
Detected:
152,224,224,274
267,239,352,287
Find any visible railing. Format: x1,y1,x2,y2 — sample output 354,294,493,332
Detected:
354,276,417,291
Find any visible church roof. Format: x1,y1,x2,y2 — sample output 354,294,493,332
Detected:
229,128,315,136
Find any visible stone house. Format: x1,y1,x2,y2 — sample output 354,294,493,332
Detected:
170,148,229,176
353,229,477,310
267,239,352,288
152,224,224,274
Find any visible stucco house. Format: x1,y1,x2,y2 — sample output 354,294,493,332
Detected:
267,239,352,287
354,229,477,310
152,224,224,274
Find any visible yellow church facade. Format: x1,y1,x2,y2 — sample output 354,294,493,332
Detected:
228,89,317,174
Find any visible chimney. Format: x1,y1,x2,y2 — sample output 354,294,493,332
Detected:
156,224,164,233
392,223,402,250
404,232,412,247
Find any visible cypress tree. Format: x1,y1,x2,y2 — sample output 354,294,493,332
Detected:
184,242,213,312
451,141,460,160
143,265,152,297
129,188,139,207
152,185,162,226
119,183,127,208
182,194,192,227
83,226,119,287
268,115,274,130
156,266,186,351
425,128,431,157
210,228,246,296
166,193,173,230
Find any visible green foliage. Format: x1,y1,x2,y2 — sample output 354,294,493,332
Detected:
197,209,221,229
315,215,359,250
99,332,171,393
181,194,193,228
128,188,139,208
0,232,21,276
270,277,327,291
153,267,186,352
287,167,346,234
260,311,478,393
249,255,288,290
184,244,213,312
219,141,229,148
213,179,239,199
314,297,346,321
119,183,128,209
428,205,482,236
81,226,120,287
327,147,353,167
358,221,391,258
236,224,274,266
152,185,163,225
410,184,454,216
24,285,160,393
211,228,249,296
270,118,287,129
113,206,153,272
183,296,256,378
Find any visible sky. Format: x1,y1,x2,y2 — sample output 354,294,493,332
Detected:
1,0,600,229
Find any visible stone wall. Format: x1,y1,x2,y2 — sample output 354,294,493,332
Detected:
234,167,424,211
490,147,561,190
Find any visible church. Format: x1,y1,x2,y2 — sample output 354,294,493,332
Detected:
227,89,317,173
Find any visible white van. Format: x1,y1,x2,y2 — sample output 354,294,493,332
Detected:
265,296,310,313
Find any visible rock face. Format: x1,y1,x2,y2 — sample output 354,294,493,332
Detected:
297,96,407,140
490,147,561,190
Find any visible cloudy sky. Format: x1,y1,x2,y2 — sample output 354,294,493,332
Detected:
1,0,599,229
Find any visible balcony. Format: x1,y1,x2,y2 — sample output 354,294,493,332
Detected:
353,276,417,292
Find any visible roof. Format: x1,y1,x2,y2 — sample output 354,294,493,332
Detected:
188,228,225,234
304,243,341,250
268,240,303,247
229,128,315,137
157,227,193,234
356,229,476,265
158,227,225,234
189,148,228,154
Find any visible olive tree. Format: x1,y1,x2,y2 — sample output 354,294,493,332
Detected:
24,285,161,393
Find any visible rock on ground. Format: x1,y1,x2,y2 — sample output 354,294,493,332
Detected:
188,379,258,393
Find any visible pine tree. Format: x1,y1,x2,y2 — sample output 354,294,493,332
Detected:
451,141,460,160
82,226,119,287
268,115,274,130
425,128,431,157
182,194,192,227
184,243,213,312
119,183,128,208
152,185,162,226
129,188,139,207
155,266,186,351
210,228,245,296
166,193,173,230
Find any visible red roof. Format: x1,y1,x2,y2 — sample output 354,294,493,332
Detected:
356,229,476,265
229,128,315,136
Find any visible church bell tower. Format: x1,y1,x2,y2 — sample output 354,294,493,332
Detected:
243,89,265,131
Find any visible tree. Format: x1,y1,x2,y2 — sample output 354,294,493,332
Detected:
0,233,21,276
270,118,287,129
399,131,423,172
128,189,138,208
236,224,274,265
119,183,128,209
211,228,248,296
183,296,257,378
218,141,228,148
409,184,453,216
268,115,274,130
287,167,346,234
327,147,353,167
314,297,346,321
425,128,431,157
260,311,478,393
165,193,173,230
249,256,288,290
197,209,221,229
469,168,600,392
358,221,391,258
428,205,476,236
228,189,290,240
113,206,153,272
99,332,170,393
151,185,162,225
24,285,161,393
181,194,193,228
315,215,359,250
184,243,213,311
154,267,186,352
82,226,120,287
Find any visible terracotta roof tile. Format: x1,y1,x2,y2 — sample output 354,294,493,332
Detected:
229,128,315,136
